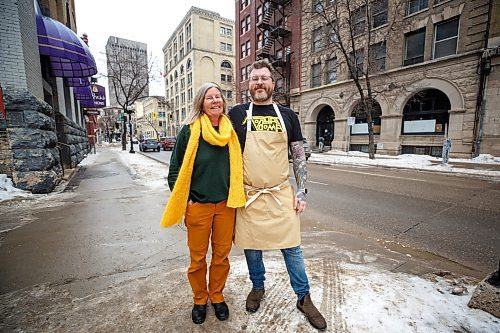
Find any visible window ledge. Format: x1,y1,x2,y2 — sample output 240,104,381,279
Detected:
404,8,429,19
433,0,453,8
371,23,389,32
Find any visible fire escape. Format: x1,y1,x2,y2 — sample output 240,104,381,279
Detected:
256,0,292,106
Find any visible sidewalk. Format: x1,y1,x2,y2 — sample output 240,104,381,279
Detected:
0,145,499,332
308,150,500,180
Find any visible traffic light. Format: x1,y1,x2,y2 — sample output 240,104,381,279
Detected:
152,111,157,120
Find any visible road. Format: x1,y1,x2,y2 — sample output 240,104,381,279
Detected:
302,163,500,275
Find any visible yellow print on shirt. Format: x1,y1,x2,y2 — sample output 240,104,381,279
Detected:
243,116,283,132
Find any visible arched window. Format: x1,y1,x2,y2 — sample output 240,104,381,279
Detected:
351,98,382,135
174,70,178,79
170,74,173,82
221,60,232,69
187,58,192,70
180,65,184,74
402,89,450,135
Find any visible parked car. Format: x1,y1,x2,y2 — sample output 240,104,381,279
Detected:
288,138,311,161
161,136,177,151
139,138,161,152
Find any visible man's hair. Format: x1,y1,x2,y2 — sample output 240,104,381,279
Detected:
252,60,275,81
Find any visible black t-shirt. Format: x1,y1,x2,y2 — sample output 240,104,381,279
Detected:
228,103,303,152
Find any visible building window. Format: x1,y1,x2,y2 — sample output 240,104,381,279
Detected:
241,67,246,81
187,73,192,85
241,43,246,58
220,42,232,52
313,0,323,13
221,74,233,83
246,15,251,32
241,19,246,34
257,33,264,49
246,40,251,56
186,40,191,51
325,58,337,83
311,63,322,87
222,90,233,99
257,6,263,23
185,22,191,37
220,26,232,37
312,27,323,52
276,78,284,93
326,21,339,43
221,61,232,69
369,42,386,73
371,0,388,28
407,0,428,15
352,6,366,36
433,17,459,59
402,89,450,135
187,58,192,70
404,28,425,66
349,48,364,79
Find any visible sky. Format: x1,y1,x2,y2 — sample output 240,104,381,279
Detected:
1,146,499,332
74,0,236,97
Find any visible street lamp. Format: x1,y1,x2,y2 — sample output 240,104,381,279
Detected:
126,106,135,153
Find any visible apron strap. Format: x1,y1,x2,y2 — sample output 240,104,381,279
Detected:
244,179,290,208
246,103,287,133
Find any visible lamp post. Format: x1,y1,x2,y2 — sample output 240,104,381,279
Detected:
128,109,135,153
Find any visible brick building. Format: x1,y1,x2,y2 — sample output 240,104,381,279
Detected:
234,0,499,158
236,0,302,105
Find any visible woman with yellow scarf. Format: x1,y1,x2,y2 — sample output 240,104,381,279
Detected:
160,82,245,325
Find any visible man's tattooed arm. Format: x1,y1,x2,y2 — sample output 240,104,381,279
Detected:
290,140,307,213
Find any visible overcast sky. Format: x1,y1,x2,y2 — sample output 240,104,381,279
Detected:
74,0,236,98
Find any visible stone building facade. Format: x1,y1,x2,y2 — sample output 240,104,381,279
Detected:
293,0,498,158
162,7,236,135
0,0,94,193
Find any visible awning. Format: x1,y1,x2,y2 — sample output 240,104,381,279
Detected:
36,14,97,78
74,86,93,100
66,77,90,87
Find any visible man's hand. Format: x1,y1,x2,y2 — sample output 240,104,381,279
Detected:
294,191,306,214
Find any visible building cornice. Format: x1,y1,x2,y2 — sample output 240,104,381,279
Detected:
162,6,234,51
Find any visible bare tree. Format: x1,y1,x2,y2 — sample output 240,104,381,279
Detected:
303,0,405,159
106,45,156,152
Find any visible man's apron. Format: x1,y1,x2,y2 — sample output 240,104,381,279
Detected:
234,103,300,250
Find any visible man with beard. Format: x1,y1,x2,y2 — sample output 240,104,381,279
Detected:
228,60,327,331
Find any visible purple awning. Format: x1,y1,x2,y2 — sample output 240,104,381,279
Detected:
66,77,90,87
74,86,93,100
36,15,97,78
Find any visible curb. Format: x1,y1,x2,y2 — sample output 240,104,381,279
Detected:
135,151,170,167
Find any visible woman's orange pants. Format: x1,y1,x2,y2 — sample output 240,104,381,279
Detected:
185,201,235,305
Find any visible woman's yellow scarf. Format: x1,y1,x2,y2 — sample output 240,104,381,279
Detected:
160,113,245,227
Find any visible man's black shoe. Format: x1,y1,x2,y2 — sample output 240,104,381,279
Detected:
212,301,229,321
192,304,207,324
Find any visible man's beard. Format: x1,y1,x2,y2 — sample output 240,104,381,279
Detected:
251,86,272,102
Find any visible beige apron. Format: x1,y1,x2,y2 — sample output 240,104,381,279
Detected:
234,103,300,250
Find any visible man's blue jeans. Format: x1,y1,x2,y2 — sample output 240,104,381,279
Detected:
244,246,310,300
